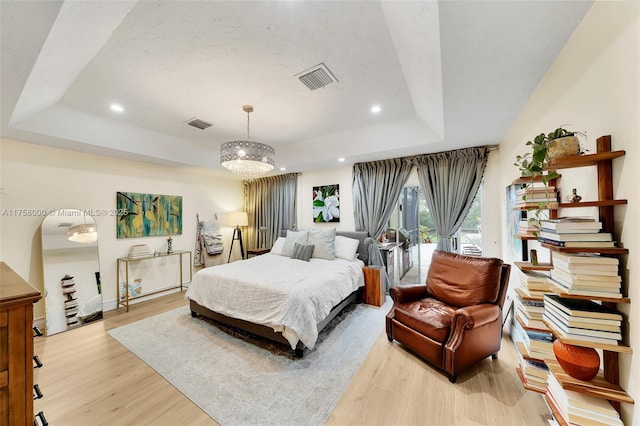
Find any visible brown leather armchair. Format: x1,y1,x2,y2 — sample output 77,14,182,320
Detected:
386,250,510,383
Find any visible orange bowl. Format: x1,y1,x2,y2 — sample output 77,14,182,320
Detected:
553,340,600,381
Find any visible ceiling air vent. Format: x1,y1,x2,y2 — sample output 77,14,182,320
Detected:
57,222,73,228
185,118,213,130
296,63,338,91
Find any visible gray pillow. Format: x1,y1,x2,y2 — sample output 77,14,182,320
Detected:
308,228,336,260
282,230,309,257
291,243,314,262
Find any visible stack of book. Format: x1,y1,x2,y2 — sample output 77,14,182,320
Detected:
538,217,614,249
128,244,151,258
515,296,545,328
512,317,554,360
518,269,552,299
518,218,540,238
547,371,623,426
515,184,558,208
543,294,622,346
548,252,622,299
516,347,549,392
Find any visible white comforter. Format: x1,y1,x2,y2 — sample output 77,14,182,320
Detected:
185,253,364,349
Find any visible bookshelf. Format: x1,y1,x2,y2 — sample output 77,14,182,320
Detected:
510,135,633,417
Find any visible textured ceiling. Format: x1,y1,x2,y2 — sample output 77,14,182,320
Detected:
1,0,593,176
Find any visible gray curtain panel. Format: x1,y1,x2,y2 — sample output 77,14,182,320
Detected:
352,158,413,281
244,173,298,249
415,147,488,251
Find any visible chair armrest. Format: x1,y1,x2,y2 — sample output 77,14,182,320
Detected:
389,284,429,304
453,304,500,330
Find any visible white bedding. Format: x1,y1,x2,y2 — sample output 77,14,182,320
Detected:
185,253,365,349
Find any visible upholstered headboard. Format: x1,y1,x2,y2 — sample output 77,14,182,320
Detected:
278,230,370,265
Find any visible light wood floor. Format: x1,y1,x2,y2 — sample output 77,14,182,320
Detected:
34,292,550,425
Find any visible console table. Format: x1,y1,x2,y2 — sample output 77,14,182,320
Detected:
116,250,192,312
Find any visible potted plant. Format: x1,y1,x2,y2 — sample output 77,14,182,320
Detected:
513,127,586,232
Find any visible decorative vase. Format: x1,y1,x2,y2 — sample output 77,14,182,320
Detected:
546,135,580,161
553,340,600,381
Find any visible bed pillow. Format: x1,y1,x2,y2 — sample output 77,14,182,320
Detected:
282,230,309,257
270,237,286,256
291,242,314,262
334,235,360,261
308,228,336,260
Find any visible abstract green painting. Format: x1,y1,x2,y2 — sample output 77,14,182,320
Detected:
116,192,182,238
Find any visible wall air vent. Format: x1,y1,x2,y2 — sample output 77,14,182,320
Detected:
185,118,213,130
295,63,338,91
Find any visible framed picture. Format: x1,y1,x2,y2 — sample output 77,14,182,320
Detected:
116,192,182,238
313,184,340,223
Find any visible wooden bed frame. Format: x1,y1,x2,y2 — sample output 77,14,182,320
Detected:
190,289,359,357
189,230,370,358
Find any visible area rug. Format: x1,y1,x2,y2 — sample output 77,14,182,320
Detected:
107,299,390,425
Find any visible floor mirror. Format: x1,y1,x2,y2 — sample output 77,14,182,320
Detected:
41,209,102,335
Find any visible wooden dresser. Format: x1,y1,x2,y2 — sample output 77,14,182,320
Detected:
0,262,42,425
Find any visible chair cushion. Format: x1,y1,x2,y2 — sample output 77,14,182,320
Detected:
427,250,503,308
394,298,456,343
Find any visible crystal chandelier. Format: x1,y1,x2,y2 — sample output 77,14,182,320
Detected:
67,223,97,244
220,105,275,179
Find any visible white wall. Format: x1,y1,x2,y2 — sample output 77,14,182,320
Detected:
0,138,243,319
296,165,356,231
495,2,639,423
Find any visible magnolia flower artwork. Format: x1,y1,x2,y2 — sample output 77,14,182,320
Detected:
313,184,340,223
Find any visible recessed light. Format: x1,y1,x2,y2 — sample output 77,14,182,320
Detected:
338,157,345,162
370,105,381,114
110,103,124,113
280,167,286,171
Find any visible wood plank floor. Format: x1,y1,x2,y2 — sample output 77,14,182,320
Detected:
33,292,550,425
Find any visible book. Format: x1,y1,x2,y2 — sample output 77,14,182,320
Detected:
540,221,602,232
544,303,621,330
543,295,622,321
543,309,622,340
539,238,615,248
550,269,621,283
544,315,619,345
552,252,619,265
538,231,613,242
549,273,621,289
547,373,622,425
552,258,618,273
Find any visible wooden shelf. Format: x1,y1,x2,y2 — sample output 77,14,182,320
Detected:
513,203,558,211
514,234,538,240
543,319,632,354
545,359,634,404
516,313,550,333
544,393,569,426
516,366,547,394
557,199,627,209
546,282,629,304
541,243,628,254
512,175,561,185
514,261,553,272
515,287,544,302
546,150,625,170
516,341,546,363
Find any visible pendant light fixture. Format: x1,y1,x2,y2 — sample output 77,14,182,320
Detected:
220,105,275,179
67,212,97,244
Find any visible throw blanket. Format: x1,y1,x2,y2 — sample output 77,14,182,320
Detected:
186,253,364,349
194,219,223,267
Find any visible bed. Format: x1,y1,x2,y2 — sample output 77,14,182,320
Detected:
186,230,369,356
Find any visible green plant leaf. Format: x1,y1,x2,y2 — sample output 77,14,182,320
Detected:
313,200,325,207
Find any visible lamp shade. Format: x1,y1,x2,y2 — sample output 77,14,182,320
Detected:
226,211,248,227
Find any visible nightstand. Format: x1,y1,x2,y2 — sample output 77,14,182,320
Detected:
362,266,385,307
246,248,270,258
